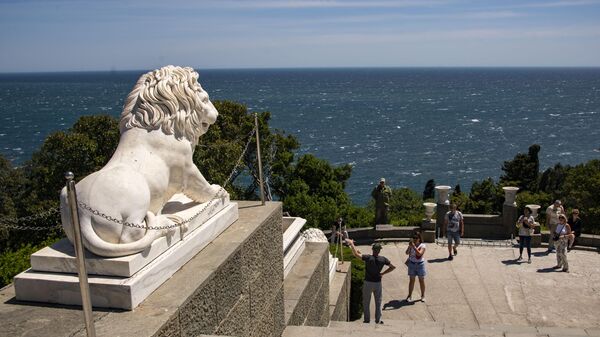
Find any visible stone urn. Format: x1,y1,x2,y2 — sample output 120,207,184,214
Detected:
525,204,541,219
423,202,437,222
526,204,542,234
435,185,451,205
502,186,519,206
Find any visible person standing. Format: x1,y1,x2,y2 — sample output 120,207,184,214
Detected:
346,239,395,324
516,207,535,263
405,233,427,302
330,217,347,244
442,203,464,260
546,200,565,253
552,214,571,273
567,209,582,252
371,178,392,225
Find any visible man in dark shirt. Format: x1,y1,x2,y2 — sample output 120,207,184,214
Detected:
568,209,583,251
347,239,396,324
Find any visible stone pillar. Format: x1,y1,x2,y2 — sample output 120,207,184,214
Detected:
421,202,437,243
434,186,451,239
502,187,519,238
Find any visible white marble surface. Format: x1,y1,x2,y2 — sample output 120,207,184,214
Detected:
31,195,231,277
14,202,238,310
329,257,339,283
284,236,305,279
282,217,306,252
59,66,228,257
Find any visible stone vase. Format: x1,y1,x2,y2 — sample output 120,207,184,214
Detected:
423,202,436,222
435,185,451,205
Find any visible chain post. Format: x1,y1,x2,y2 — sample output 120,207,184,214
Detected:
65,172,96,337
254,113,266,205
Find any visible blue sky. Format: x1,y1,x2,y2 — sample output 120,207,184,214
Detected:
1,0,599,72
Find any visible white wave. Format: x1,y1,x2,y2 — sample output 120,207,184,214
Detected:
559,152,572,156
12,147,22,151
549,113,561,117
470,119,480,122
411,172,422,177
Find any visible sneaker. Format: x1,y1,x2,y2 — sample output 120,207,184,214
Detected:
453,247,458,255
363,320,370,324
517,256,522,261
376,320,384,325
527,258,531,264
448,255,454,261
420,297,426,303
406,295,413,302
562,269,569,273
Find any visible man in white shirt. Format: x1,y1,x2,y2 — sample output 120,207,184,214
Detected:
545,200,564,253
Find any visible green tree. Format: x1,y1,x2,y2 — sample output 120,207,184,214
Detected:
195,100,299,200
387,187,424,226
466,178,502,214
562,160,600,234
281,154,359,229
422,179,435,200
538,163,572,197
500,144,540,191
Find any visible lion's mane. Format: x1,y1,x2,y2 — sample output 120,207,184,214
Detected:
119,65,211,147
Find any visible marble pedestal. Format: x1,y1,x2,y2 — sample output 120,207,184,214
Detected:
14,198,238,310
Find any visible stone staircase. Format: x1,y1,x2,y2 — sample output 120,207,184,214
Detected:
283,319,600,337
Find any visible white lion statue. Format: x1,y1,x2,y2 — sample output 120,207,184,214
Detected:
60,65,227,257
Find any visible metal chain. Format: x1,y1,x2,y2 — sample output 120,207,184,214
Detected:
78,128,257,230
0,207,60,223
0,222,63,231
0,208,62,231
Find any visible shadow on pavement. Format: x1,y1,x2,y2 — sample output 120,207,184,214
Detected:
537,267,561,273
501,259,522,265
427,258,448,264
382,299,415,311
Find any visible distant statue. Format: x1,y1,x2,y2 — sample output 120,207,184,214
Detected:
60,65,227,257
372,177,392,225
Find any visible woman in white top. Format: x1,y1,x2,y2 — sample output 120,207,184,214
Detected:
552,214,571,273
405,232,426,302
516,207,535,263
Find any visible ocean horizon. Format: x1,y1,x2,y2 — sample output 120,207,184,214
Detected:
1,67,599,204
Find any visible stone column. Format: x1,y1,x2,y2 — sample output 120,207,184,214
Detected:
502,187,519,238
421,202,437,243
434,186,451,239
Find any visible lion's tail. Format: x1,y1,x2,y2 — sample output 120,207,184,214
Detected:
60,188,163,257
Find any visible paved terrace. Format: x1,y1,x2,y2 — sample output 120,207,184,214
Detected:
354,242,600,330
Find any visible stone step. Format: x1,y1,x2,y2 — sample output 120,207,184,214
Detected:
316,320,593,337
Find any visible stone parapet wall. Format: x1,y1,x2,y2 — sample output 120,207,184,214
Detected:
0,201,285,337
284,242,330,327
329,263,351,322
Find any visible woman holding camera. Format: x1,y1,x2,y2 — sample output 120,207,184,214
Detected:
517,207,535,263
552,214,572,273
405,233,427,302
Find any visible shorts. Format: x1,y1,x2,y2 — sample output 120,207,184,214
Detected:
447,231,461,245
407,261,426,277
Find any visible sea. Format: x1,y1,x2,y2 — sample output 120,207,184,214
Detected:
1,68,599,205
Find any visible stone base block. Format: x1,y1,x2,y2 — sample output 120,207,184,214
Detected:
421,230,435,243
531,233,542,248
14,203,238,310
31,194,230,277
421,219,436,230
